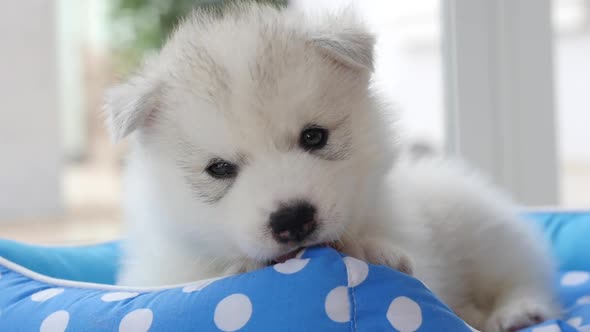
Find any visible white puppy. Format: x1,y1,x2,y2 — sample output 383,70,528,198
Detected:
106,4,559,331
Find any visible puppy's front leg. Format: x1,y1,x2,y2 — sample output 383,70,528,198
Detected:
341,236,414,275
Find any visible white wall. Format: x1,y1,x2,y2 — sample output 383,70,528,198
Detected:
0,1,62,221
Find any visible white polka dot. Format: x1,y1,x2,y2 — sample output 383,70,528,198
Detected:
386,296,423,332
214,293,252,331
531,324,561,332
101,292,139,302
568,316,583,327
273,258,310,274
40,310,69,332
561,271,590,286
325,286,350,323
343,256,369,287
295,248,307,259
31,288,64,302
577,296,590,305
119,309,153,332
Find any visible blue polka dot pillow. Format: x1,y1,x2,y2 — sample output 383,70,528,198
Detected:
1,210,590,331
1,244,474,332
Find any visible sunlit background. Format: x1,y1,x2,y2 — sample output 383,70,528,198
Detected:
0,0,588,244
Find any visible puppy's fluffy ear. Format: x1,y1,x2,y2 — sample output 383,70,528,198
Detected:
311,29,376,72
104,71,160,142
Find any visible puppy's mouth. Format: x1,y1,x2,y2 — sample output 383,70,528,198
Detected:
266,242,342,266
268,248,303,265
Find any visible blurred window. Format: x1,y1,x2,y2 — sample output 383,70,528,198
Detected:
554,0,590,207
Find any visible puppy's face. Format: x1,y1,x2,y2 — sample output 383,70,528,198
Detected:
107,7,395,264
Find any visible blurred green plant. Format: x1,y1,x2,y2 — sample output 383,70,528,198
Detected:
110,0,288,74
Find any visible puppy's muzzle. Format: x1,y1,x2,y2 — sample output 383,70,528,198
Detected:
269,201,317,243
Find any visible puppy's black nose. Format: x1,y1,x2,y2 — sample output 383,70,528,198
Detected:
269,201,317,243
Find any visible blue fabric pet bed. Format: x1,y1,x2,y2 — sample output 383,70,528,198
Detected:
0,211,589,331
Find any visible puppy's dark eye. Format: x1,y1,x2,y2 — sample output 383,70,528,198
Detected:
300,127,328,150
206,160,238,179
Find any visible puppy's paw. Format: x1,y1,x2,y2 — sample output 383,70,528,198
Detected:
485,298,557,332
343,237,414,275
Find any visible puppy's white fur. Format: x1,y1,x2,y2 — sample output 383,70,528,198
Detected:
106,4,559,331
